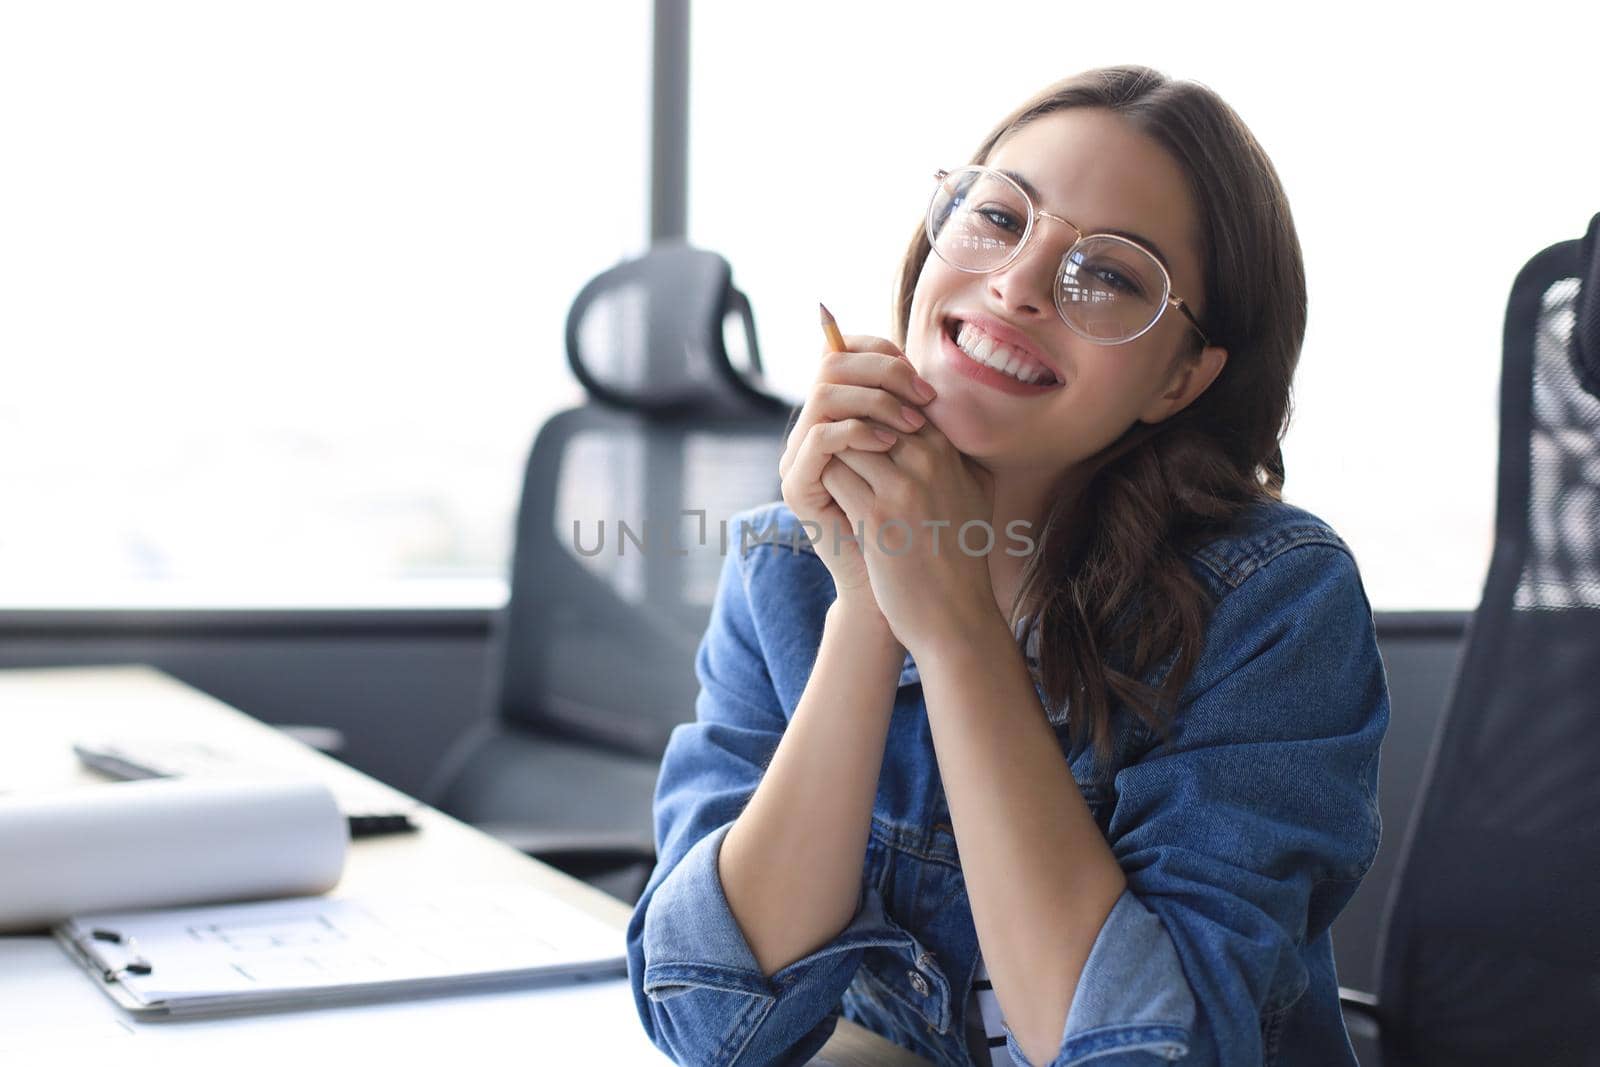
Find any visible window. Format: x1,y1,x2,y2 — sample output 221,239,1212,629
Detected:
0,1,650,607
689,2,1598,611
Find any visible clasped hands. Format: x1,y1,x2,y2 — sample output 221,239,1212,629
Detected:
778,334,1004,657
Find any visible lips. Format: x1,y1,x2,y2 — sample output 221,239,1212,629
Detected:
942,314,1063,386
939,318,1062,396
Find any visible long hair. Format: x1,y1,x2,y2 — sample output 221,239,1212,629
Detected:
892,66,1304,779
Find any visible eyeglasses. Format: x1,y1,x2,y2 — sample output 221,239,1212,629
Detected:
926,165,1210,347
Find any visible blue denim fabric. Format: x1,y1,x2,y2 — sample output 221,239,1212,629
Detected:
626,499,1389,1067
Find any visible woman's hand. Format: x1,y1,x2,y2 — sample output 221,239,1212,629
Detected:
822,413,1002,656
778,333,937,615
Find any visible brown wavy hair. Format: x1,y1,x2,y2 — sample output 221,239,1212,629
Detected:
892,66,1303,780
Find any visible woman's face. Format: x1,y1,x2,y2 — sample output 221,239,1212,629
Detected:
906,107,1227,478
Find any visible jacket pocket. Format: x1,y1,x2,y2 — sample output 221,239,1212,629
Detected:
856,935,953,1037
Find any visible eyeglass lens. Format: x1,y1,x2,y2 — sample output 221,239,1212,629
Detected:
928,168,1169,343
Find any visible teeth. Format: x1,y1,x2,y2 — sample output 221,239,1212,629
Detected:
954,321,1054,386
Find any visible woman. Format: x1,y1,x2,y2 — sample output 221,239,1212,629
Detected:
625,65,1389,1067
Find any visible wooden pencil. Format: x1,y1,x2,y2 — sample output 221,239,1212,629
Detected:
818,303,846,353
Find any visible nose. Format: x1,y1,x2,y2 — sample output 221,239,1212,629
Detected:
986,214,1076,320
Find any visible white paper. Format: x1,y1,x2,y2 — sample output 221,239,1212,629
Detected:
0,935,671,1066
57,883,626,1011
0,777,346,932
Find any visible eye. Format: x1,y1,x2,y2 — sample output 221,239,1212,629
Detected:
975,204,1024,234
1092,266,1143,296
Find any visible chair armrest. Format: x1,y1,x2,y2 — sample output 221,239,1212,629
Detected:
474,823,656,869
1338,986,1383,1041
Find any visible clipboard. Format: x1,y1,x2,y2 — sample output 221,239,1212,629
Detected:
52,884,627,1019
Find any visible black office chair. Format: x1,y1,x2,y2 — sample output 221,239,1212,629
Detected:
1338,213,1600,1064
426,242,794,905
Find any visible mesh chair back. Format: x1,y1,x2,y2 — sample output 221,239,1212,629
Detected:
1373,215,1600,1065
493,243,793,759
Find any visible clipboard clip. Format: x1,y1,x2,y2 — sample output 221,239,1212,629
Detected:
79,927,155,982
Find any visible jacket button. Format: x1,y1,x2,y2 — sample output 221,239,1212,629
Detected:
907,970,930,996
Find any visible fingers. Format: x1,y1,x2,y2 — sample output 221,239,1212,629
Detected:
819,349,937,408
782,362,930,472
811,382,927,433
781,384,922,479
828,445,899,495
781,334,933,470
819,456,875,524
830,334,905,360
786,419,899,501
781,332,932,487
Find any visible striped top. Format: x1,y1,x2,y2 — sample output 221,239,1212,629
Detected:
964,954,1013,1066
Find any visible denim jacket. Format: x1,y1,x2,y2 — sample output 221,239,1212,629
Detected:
626,498,1389,1067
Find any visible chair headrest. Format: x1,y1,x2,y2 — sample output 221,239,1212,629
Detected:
1576,211,1600,396
565,242,789,417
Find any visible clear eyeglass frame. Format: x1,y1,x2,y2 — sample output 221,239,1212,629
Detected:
927,165,1211,348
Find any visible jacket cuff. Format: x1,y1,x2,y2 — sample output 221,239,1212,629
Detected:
641,822,771,999
641,821,906,1001
1013,888,1195,1067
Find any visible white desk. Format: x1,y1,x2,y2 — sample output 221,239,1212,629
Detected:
0,665,932,1066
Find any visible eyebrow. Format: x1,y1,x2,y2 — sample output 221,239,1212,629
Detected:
999,168,1176,275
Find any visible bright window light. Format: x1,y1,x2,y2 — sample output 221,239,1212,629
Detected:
0,1,650,608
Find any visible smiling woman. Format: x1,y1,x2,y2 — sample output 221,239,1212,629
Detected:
629,64,1389,1067
892,67,1302,791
